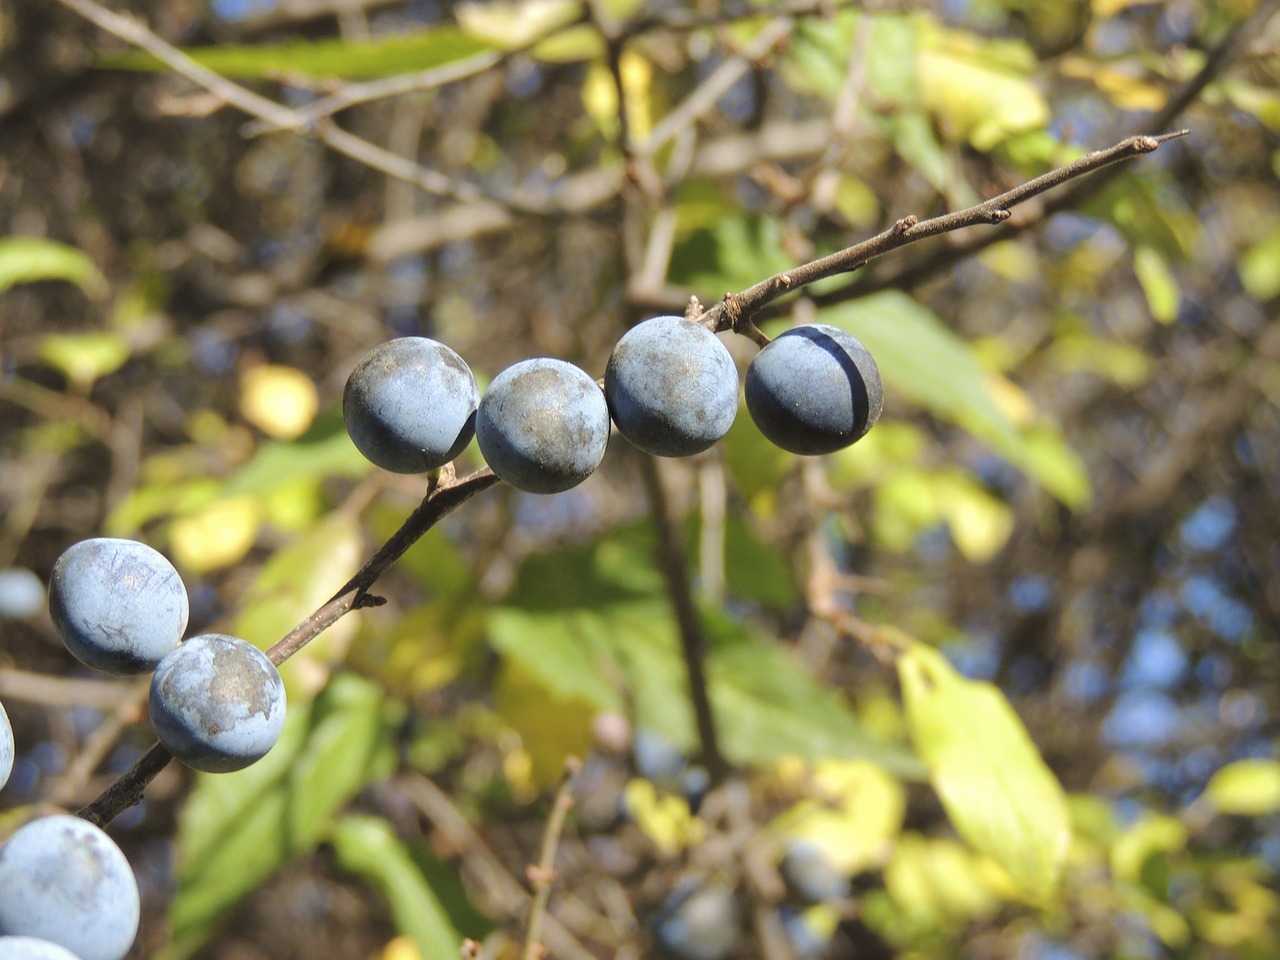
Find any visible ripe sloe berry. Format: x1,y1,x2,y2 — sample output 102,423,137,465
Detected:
779,838,850,903
475,358,610,494
343,337,479,473
653,882,740,960
0,815,140,960
0,699,11,792
745,324,882,455
605,316,739,457
149,634,287,773
49,538,189,675
0,937,84,960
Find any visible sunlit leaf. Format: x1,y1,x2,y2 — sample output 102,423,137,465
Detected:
1203,760,1280,816
102,29,495,79
455,0,581,50
332,816,464,957
232,512,363,694
239,364,319,440
884,832,1003,925
915,19,1049,151
1238,226,1280,302
771,759,907,874
38,332,131,390
899,642,1071,899
495,659,595,788
822,294,1091,507
169,495,262,574
623,778,706,856
1133,246,1180,323
0,237,107,297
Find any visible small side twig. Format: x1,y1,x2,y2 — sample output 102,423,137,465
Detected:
77,467,500,828
638,456,729,782
522,758,583,960
701,130,1190,335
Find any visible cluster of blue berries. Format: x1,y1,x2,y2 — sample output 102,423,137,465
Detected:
342,317,883,489
0,538,288,957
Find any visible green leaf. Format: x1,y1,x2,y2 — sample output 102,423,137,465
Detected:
915,19,1048,151
489,529,921,776
222,418,372,499
455,0,581,50
38,332,131,389
232,512,364,684
1133,246,1180,323
706,609,924,777
101,28,495,80
1203,759,1280,816
332,816,465,956
161,674,402,960
822,293,1091,507
1239,226,1280,302
669,214,795,293
0,237,107,297
899,642,1070,899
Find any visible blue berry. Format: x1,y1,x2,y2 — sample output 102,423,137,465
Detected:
149,634,287,773
745,324,882,455
49,538,189,675
654,882,740,960
475,358,610,494
343,337,479,473
605,316,739,457
0,700,11,792
0,815,140,960
0,937,83,960
779,839,850,903
0,568,45,619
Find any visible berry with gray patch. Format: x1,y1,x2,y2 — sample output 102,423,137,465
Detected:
149,633,287,773
343,337,480,474
476,358,610,494
0,815,140,960
605,316,739,457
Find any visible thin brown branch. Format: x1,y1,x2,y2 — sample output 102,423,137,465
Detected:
241,49,504,137
637,455,729,782
522,758,582,960
698,131,1190,335
0,668,138,710
77,467,500,827
53,0,483,203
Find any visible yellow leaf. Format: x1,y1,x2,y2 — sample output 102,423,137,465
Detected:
239,365,318,440
169,495,262,574
495,660,594,789
39,332,131,390
943,483,1014,563
623,778,705,857
984,374,1036,428
772,759,906,874
1204,759,1280,816
900,642,1070,900
375,936,424,960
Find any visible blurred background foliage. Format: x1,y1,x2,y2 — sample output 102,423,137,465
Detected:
1,0,1278,958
